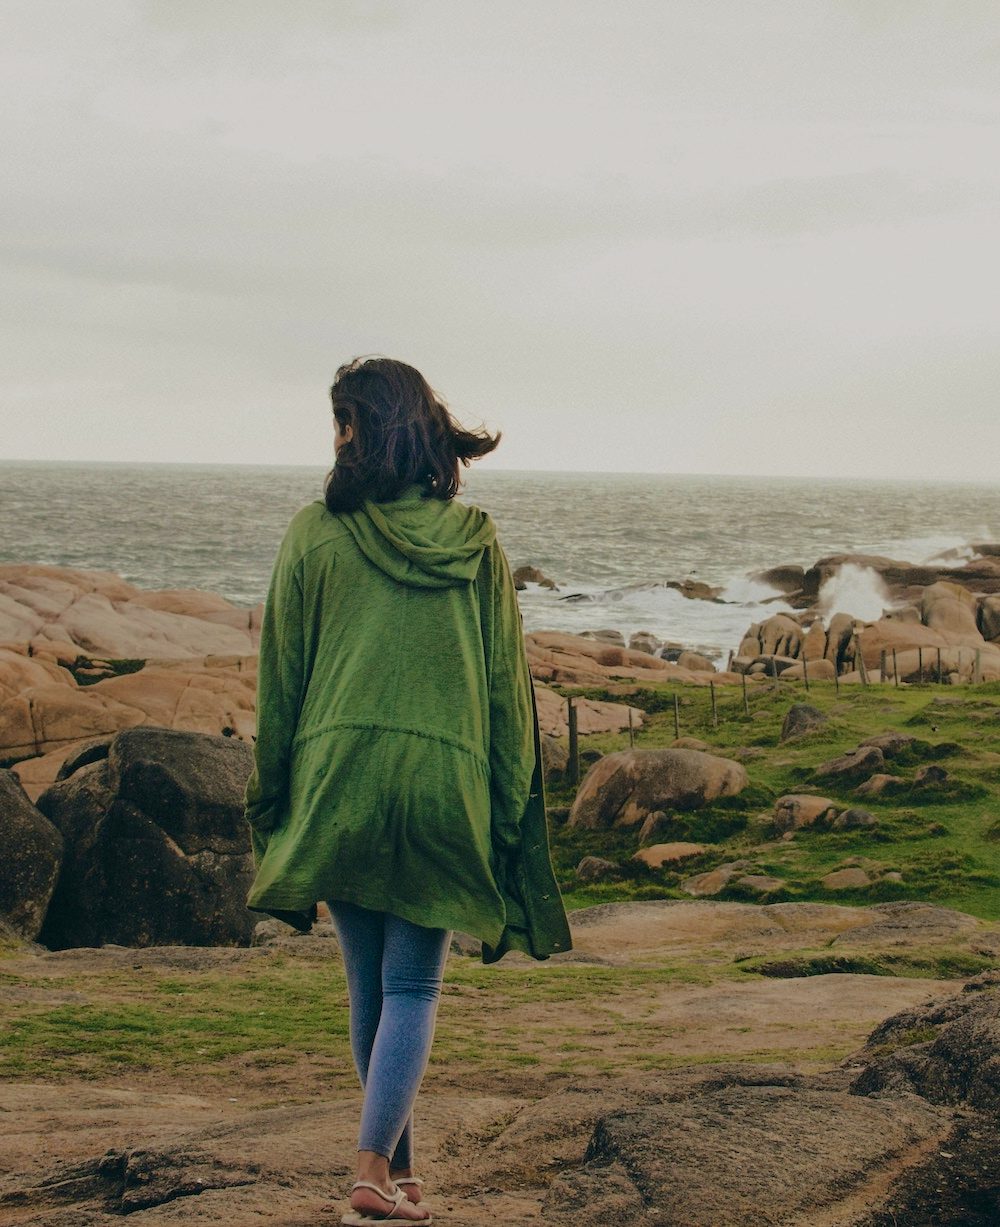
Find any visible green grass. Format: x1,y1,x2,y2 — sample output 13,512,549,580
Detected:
545,678,1000,921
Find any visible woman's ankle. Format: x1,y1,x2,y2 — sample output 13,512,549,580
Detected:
356,1149,392,1190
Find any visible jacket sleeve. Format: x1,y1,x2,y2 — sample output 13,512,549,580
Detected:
485,542,537,852
244,531,305,860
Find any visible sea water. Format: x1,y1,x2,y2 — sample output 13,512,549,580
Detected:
2,461,998,660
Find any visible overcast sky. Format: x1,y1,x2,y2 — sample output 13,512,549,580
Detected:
2,1,998,478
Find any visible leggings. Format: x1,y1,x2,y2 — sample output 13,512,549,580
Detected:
328,901,451,1167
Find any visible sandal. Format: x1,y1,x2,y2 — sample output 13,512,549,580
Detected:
341,1180,432,1225
393,1177,424,1201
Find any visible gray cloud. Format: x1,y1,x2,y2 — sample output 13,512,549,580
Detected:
2,1,999,479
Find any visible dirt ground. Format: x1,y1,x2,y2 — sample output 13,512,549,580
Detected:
2,899,994,1225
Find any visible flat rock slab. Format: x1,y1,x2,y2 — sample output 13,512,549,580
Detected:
0,1083,536,1226
565,900,995,962
542,1082,951,1226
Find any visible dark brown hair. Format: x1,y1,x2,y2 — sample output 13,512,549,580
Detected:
324,357,500,513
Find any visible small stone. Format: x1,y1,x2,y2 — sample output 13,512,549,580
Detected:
735,874,785,894
780,704,828,741
914,765,949,785
832,807,879,831
575,856,621,884
821,867,872,890
773,795,840,833
632,842,706,869
682,860,753,897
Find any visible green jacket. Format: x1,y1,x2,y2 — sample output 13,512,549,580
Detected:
244,485,571,963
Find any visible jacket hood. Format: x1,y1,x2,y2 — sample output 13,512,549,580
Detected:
337,484,497,588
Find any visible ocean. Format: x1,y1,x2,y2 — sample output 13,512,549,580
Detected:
3,461,999,661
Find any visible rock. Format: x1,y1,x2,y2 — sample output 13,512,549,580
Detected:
681,861,753,896
779,703,827,741
853,972,1000,1114
627,631,661,655
55,734,115,780
671,736,709,751
801,620,827,661
980,593,1000,641
0,564,259,659
751,565,805,594
568,750,749,831
676,650,716,673
36,727,256,949
0,660,258,763
921,580,983,640
824,611,855,670
632,842,706,869
821,867,872,889
0,646,74,700
539,734,568,781
666,579,724,601
532,684,643,738
859,731,916,760
580,628,626,647
813,745,886,783
772,795,840,833
779,658,836,681
575,856,621,884
758,614,802,658
853,773,908,798
915,764,949,785
734,874,785,895
543,1075,949,1226
512,565,558,590
831,807,878,831
0,770,63,939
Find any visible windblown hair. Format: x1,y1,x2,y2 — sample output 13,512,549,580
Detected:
324,357,501,513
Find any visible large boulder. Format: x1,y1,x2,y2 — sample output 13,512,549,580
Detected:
801,620,827,661
36,727,256,949
980,594,1000,642
824,612,855,670
568,750,749,831
852,972,1000,1114
758,614,802,658
0,770,63,939
921,581,983,640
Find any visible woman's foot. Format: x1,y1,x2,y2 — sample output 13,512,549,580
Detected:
389,1168,423,1205
348,1180,429,1222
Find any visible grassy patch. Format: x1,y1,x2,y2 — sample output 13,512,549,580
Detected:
545,679,1000,921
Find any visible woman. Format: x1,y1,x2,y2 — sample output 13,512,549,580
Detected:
244,357,571,1225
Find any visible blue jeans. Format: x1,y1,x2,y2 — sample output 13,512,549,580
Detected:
328,901,451,1167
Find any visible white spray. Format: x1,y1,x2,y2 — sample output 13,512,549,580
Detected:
818,564,892,626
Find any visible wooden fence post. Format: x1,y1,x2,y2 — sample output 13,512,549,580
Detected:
710,680,718,728
892,648,899,687
567,696,580,785
802,653,810,692
628,706,635,748
673,693,681,740
741,670,750,717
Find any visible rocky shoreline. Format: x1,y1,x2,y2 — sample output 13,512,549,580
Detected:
3,552,1000,1222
